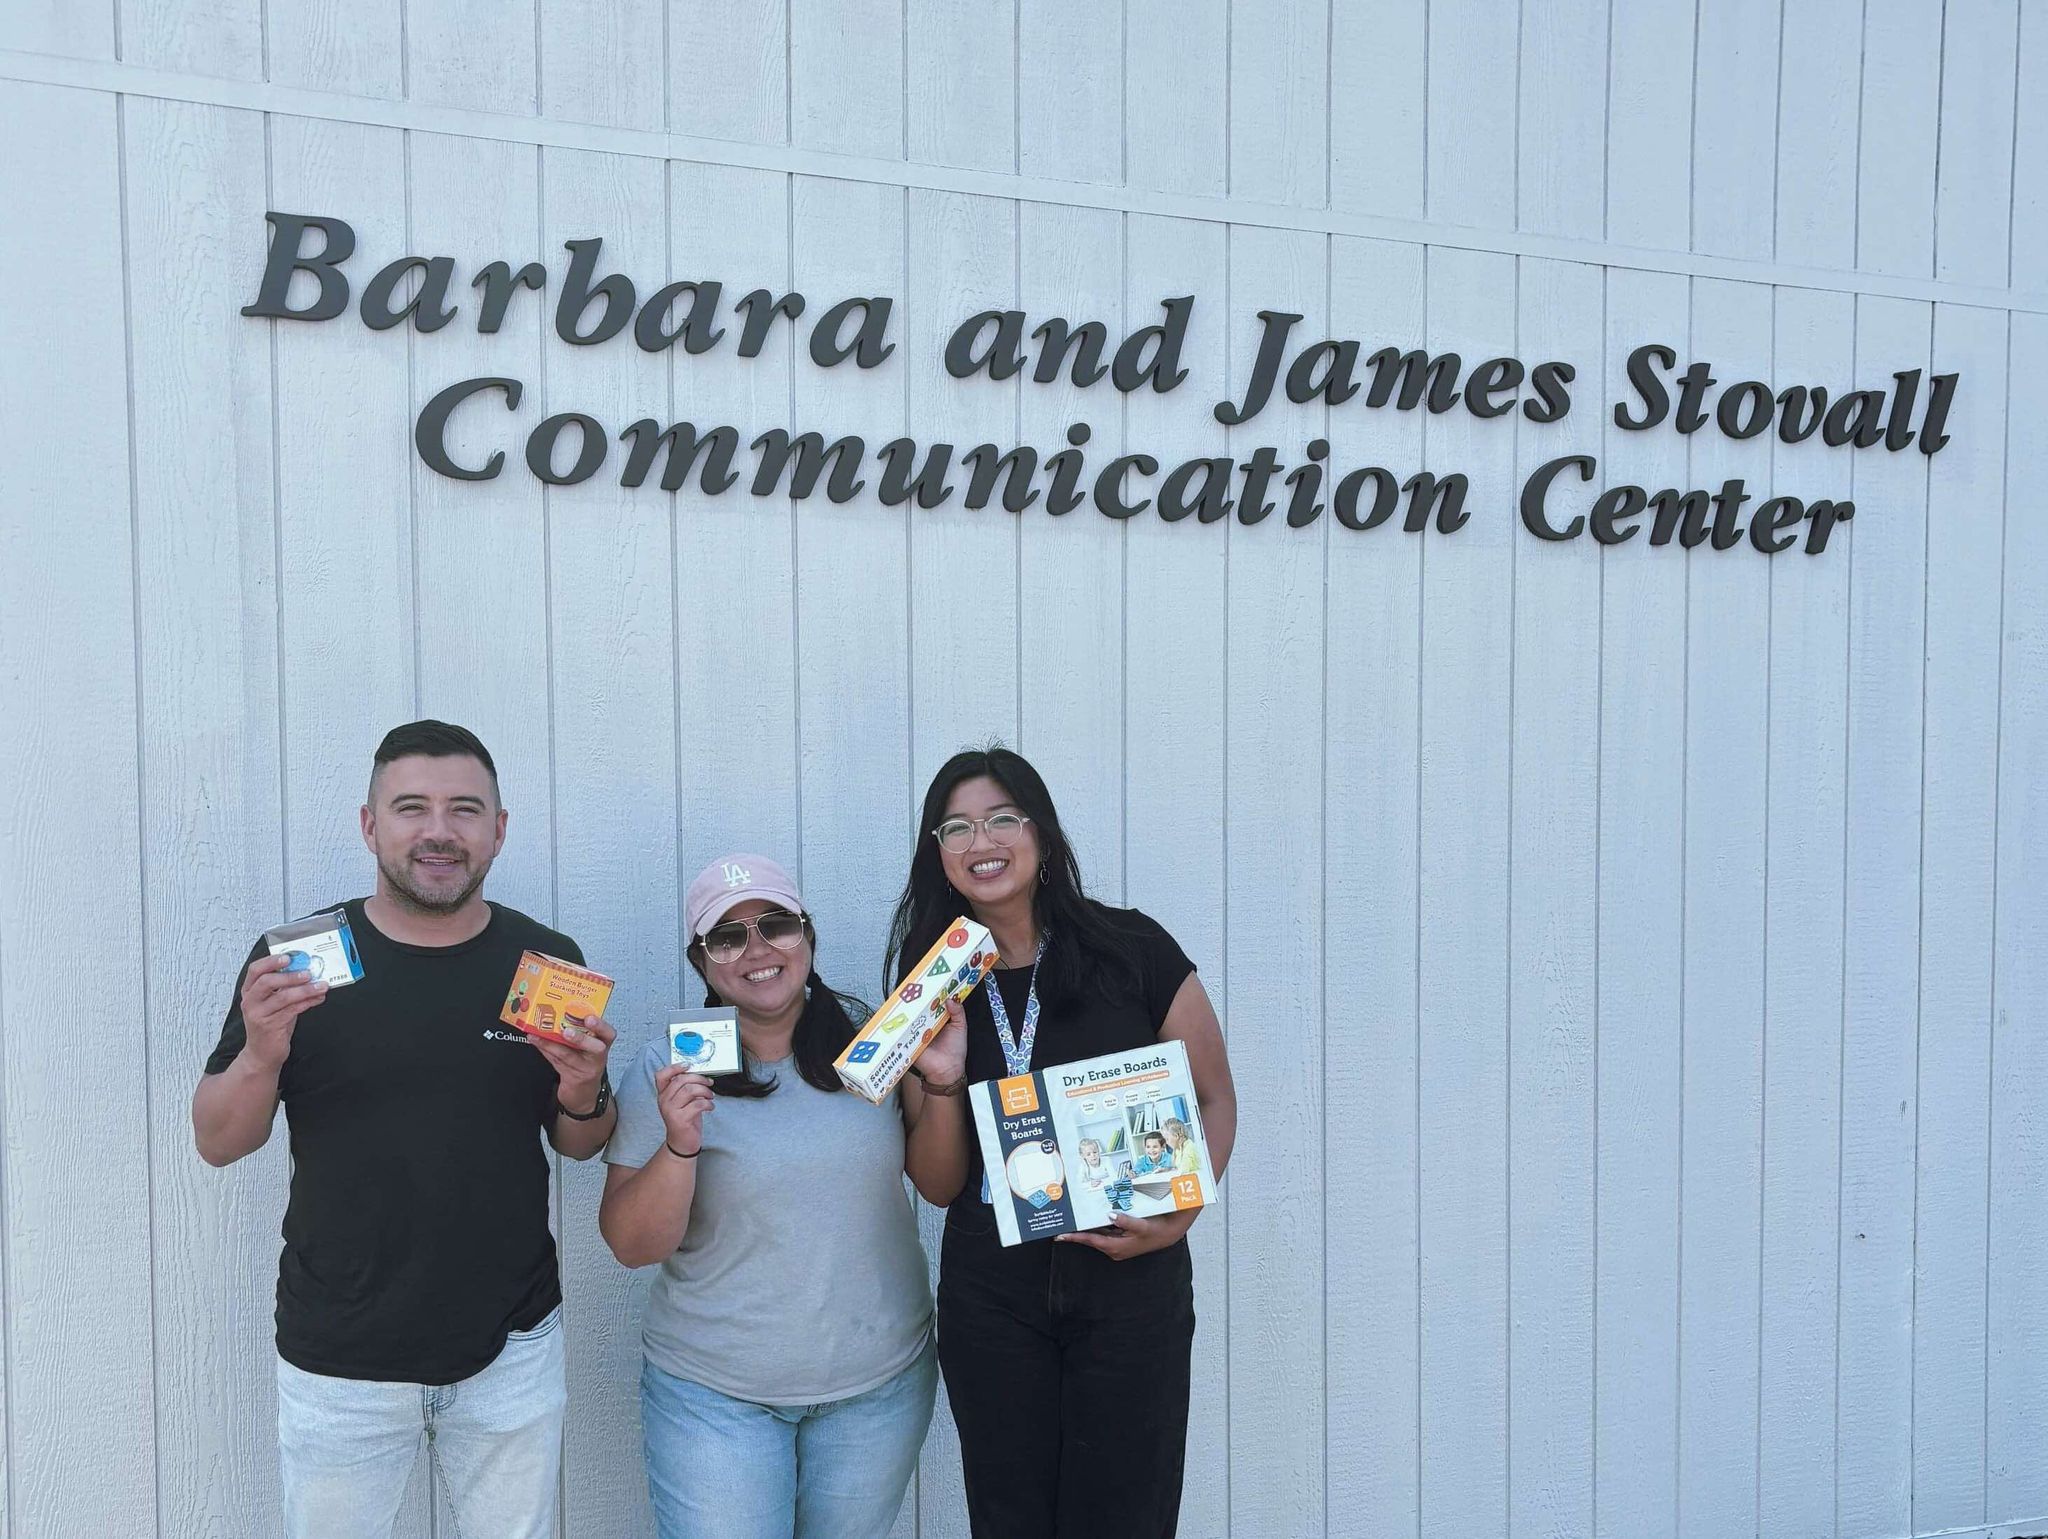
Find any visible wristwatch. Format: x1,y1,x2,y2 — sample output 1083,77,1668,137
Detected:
557,1069,612,1121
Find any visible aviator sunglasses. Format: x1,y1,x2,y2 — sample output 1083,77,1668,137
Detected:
700,910,808,965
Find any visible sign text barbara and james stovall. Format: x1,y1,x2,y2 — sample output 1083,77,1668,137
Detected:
244,212,1959,555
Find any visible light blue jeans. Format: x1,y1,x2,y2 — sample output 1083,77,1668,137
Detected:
275,1306,566,1539
641,1338,937,1539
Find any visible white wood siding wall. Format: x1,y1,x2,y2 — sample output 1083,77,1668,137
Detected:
0,2,2042,1536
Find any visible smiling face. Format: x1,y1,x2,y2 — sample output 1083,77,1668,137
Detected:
697,899,810,1025
936,775,1042,915
361,753,505,914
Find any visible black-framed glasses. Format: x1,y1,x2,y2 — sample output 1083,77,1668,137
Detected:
700,910,808,964
933,813,1033,854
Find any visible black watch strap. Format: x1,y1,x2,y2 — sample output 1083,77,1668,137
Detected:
557,1069,612,1121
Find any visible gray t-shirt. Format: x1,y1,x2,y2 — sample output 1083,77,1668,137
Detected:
607,1039,933,1404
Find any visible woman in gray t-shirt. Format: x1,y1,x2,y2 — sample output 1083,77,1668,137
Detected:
598,853,971,1539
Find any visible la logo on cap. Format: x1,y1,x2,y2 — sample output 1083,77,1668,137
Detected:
722,862,751,887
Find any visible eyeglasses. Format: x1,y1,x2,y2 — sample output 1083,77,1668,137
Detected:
700,910,808,965
933,813,1033,854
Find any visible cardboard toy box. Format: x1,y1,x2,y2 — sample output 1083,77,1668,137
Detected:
501,951,614,1042
669,1008,743,1076
833,917,994,1103
264,909,365,988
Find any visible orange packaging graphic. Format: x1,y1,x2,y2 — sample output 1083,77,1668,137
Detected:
833,917,994,1104
501,951,614,1041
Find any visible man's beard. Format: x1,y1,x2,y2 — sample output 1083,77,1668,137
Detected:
378,845,489,915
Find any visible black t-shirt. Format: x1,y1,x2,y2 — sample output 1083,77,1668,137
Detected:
207,898,578,1384
947,904,1196,1237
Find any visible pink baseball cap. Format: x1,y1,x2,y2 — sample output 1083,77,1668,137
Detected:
684,854,806,940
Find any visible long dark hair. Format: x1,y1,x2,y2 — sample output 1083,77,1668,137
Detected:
885,745,1141,1010
687,916,869,1097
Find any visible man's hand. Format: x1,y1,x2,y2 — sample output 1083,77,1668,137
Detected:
654,1065,715,1154
534,1013,616,1112
1054,1207,1198,1261
238,953,328,1072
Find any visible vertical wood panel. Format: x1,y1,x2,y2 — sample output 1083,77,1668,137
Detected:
269,113,415,905
1604,0,1695,249
1426,1,1518,230
0,79,154,1539
0,0,111,59
1987,311,2048,1523
1933,1,2019,289
1675,276,1771,1539
1122,211,1229,1539
125,94,283,1539
906,0,1014,173
120,0,263,79
1018,3,1118,184
1228,0,1328,208
904,185,1018,1539
2012,10,2048,295
1911,301,2007,1535
789,175,907,997
539,144,676,1539
1018,203,1124,894
1516,0,1607,240
1506,255,1602,1539
1329,0,1424,220
1774,0,1862,270
1124,0,1227,197
1593,266,1690,1539
1756,285,1852,1539
1416,244,1516,1539
1690,0,1781,262
669,0,786,143
1222,221,1325,1539
789,0,903,160
1322,235,1423,1539
669,163,801,869
1856,0,1943,279
266,0,403,97
405,0,537,115
1836,295,1931,1539
407,132,554,921
542,0,664,131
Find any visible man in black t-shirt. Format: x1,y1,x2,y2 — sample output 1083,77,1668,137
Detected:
193,721,616,1539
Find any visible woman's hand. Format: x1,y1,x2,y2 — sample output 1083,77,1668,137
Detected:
655,1065,715,1154
1054,1207,1198,1261
914,998,970,1087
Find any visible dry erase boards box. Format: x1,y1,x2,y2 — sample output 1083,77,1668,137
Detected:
264,910,364,988
969,1039,1212,1246
833,917,993,1104
501,952,613,1042
670,1008,742,1076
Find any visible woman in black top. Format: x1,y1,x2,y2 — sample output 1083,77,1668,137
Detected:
886,747,1237,1539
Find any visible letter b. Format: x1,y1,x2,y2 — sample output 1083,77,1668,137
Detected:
241,212,357,322
556,237,636,345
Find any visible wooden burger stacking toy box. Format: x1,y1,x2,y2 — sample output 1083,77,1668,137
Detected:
834,917,994,1104
501,951,614,1041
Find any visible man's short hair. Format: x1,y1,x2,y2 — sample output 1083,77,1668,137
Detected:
370,720,500,800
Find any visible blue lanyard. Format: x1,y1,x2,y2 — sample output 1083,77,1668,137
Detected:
985,940,1044,1077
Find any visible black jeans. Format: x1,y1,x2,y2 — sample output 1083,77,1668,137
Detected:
936,1204,1196,1539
